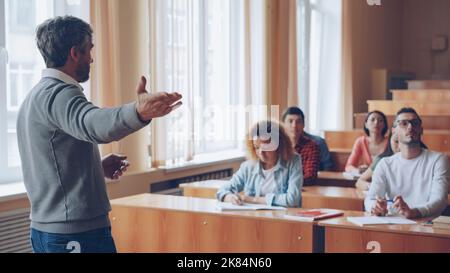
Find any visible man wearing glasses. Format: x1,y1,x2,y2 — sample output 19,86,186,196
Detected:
365,108,449,219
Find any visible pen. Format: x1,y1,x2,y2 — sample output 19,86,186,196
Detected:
370,198,394,203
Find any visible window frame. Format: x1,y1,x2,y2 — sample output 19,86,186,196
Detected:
0,0,19,183
0,0,90,184
297,0,313,131
154,0,244,167
196,0,240,154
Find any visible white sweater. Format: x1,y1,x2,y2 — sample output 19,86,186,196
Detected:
365,149,449,217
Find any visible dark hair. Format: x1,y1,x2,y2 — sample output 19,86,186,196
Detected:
377,132,395,159
36,16,93,68
282,107,305,123
364,110,388,137
395,107,422,126
377,132,428,161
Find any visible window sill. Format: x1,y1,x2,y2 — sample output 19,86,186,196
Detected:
0,181,27,203
0,150,246,202
159,149,246,173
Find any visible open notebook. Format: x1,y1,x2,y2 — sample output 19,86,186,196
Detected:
347,216,417,226
342,171,362,180
215,202,287,211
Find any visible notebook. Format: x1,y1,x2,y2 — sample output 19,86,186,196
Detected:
347,216,416,226
215,202,287,211
431,216,450,230
342,171,361,179
284,209,344,222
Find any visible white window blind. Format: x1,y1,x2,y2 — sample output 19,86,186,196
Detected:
150,0,252,168
297,0,342,132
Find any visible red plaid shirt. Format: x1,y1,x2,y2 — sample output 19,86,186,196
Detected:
295,135,320,183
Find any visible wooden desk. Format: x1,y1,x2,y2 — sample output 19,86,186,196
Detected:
110,194,324,253
368,100,450,116
407,80,450,89
181,180,365,211
392,89,450,102
319,211,450,253
329,148,351,172
325,129,450,152
354,113,450,131
302,187,365,211
180,180,224,199
316,171,356,187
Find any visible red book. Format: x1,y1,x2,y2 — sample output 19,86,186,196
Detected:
284,209,344,222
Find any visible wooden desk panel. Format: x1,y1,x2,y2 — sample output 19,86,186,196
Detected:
325,130,450,152
181,180,364,211
407,80,450,90
354,113,450,130
316,171,356,187
302,187,365,211
329,148,351,172
368,100,450,116
392,89,450,102
319,211,450,253
181,180,224,199
110,194,322,253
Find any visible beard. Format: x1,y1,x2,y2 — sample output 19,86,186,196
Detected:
76,63,91,83
399,135,421,146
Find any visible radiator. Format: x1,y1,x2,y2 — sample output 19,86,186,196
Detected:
150,168,232,195
0,208,32,253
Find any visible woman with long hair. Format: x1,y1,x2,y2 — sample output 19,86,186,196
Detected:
345,111,389,174
216,120,303,207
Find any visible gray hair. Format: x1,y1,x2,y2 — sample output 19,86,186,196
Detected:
36,16,93,68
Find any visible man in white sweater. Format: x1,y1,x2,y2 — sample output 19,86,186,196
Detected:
365,108,449,219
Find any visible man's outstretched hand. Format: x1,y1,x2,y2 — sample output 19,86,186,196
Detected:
136,76,182,121
102,154,130,180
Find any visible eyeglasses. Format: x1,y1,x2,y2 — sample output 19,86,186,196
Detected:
395,119,422,129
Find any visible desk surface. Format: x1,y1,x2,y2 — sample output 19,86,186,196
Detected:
180,181,366,211
318,211,450,238
111,194,450,253
317,171,355,181
111,194,445,237
111,194,329,253
179,179,225,190
112,193,325,223
302,186,366,200
180,180,365,199
179,171,358,189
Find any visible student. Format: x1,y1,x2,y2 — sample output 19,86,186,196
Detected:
304,131,334,171
16,16,182,253
282,107,320,185
355,131,399,191
356,132,429,191
217,120,303,207
365,108,449,219
345,111,389,174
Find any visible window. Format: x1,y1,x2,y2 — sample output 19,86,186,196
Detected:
151,0,247,167
297,0,342,132
0,0,90,183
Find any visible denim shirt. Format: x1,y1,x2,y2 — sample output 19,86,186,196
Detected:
216,154,303,207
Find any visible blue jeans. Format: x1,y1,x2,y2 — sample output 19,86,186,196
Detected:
30,227,117,253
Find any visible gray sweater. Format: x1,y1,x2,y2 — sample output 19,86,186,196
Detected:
17,71,149,234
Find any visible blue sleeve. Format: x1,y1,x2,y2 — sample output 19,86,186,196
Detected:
266,155,303,207
216,161,249,201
